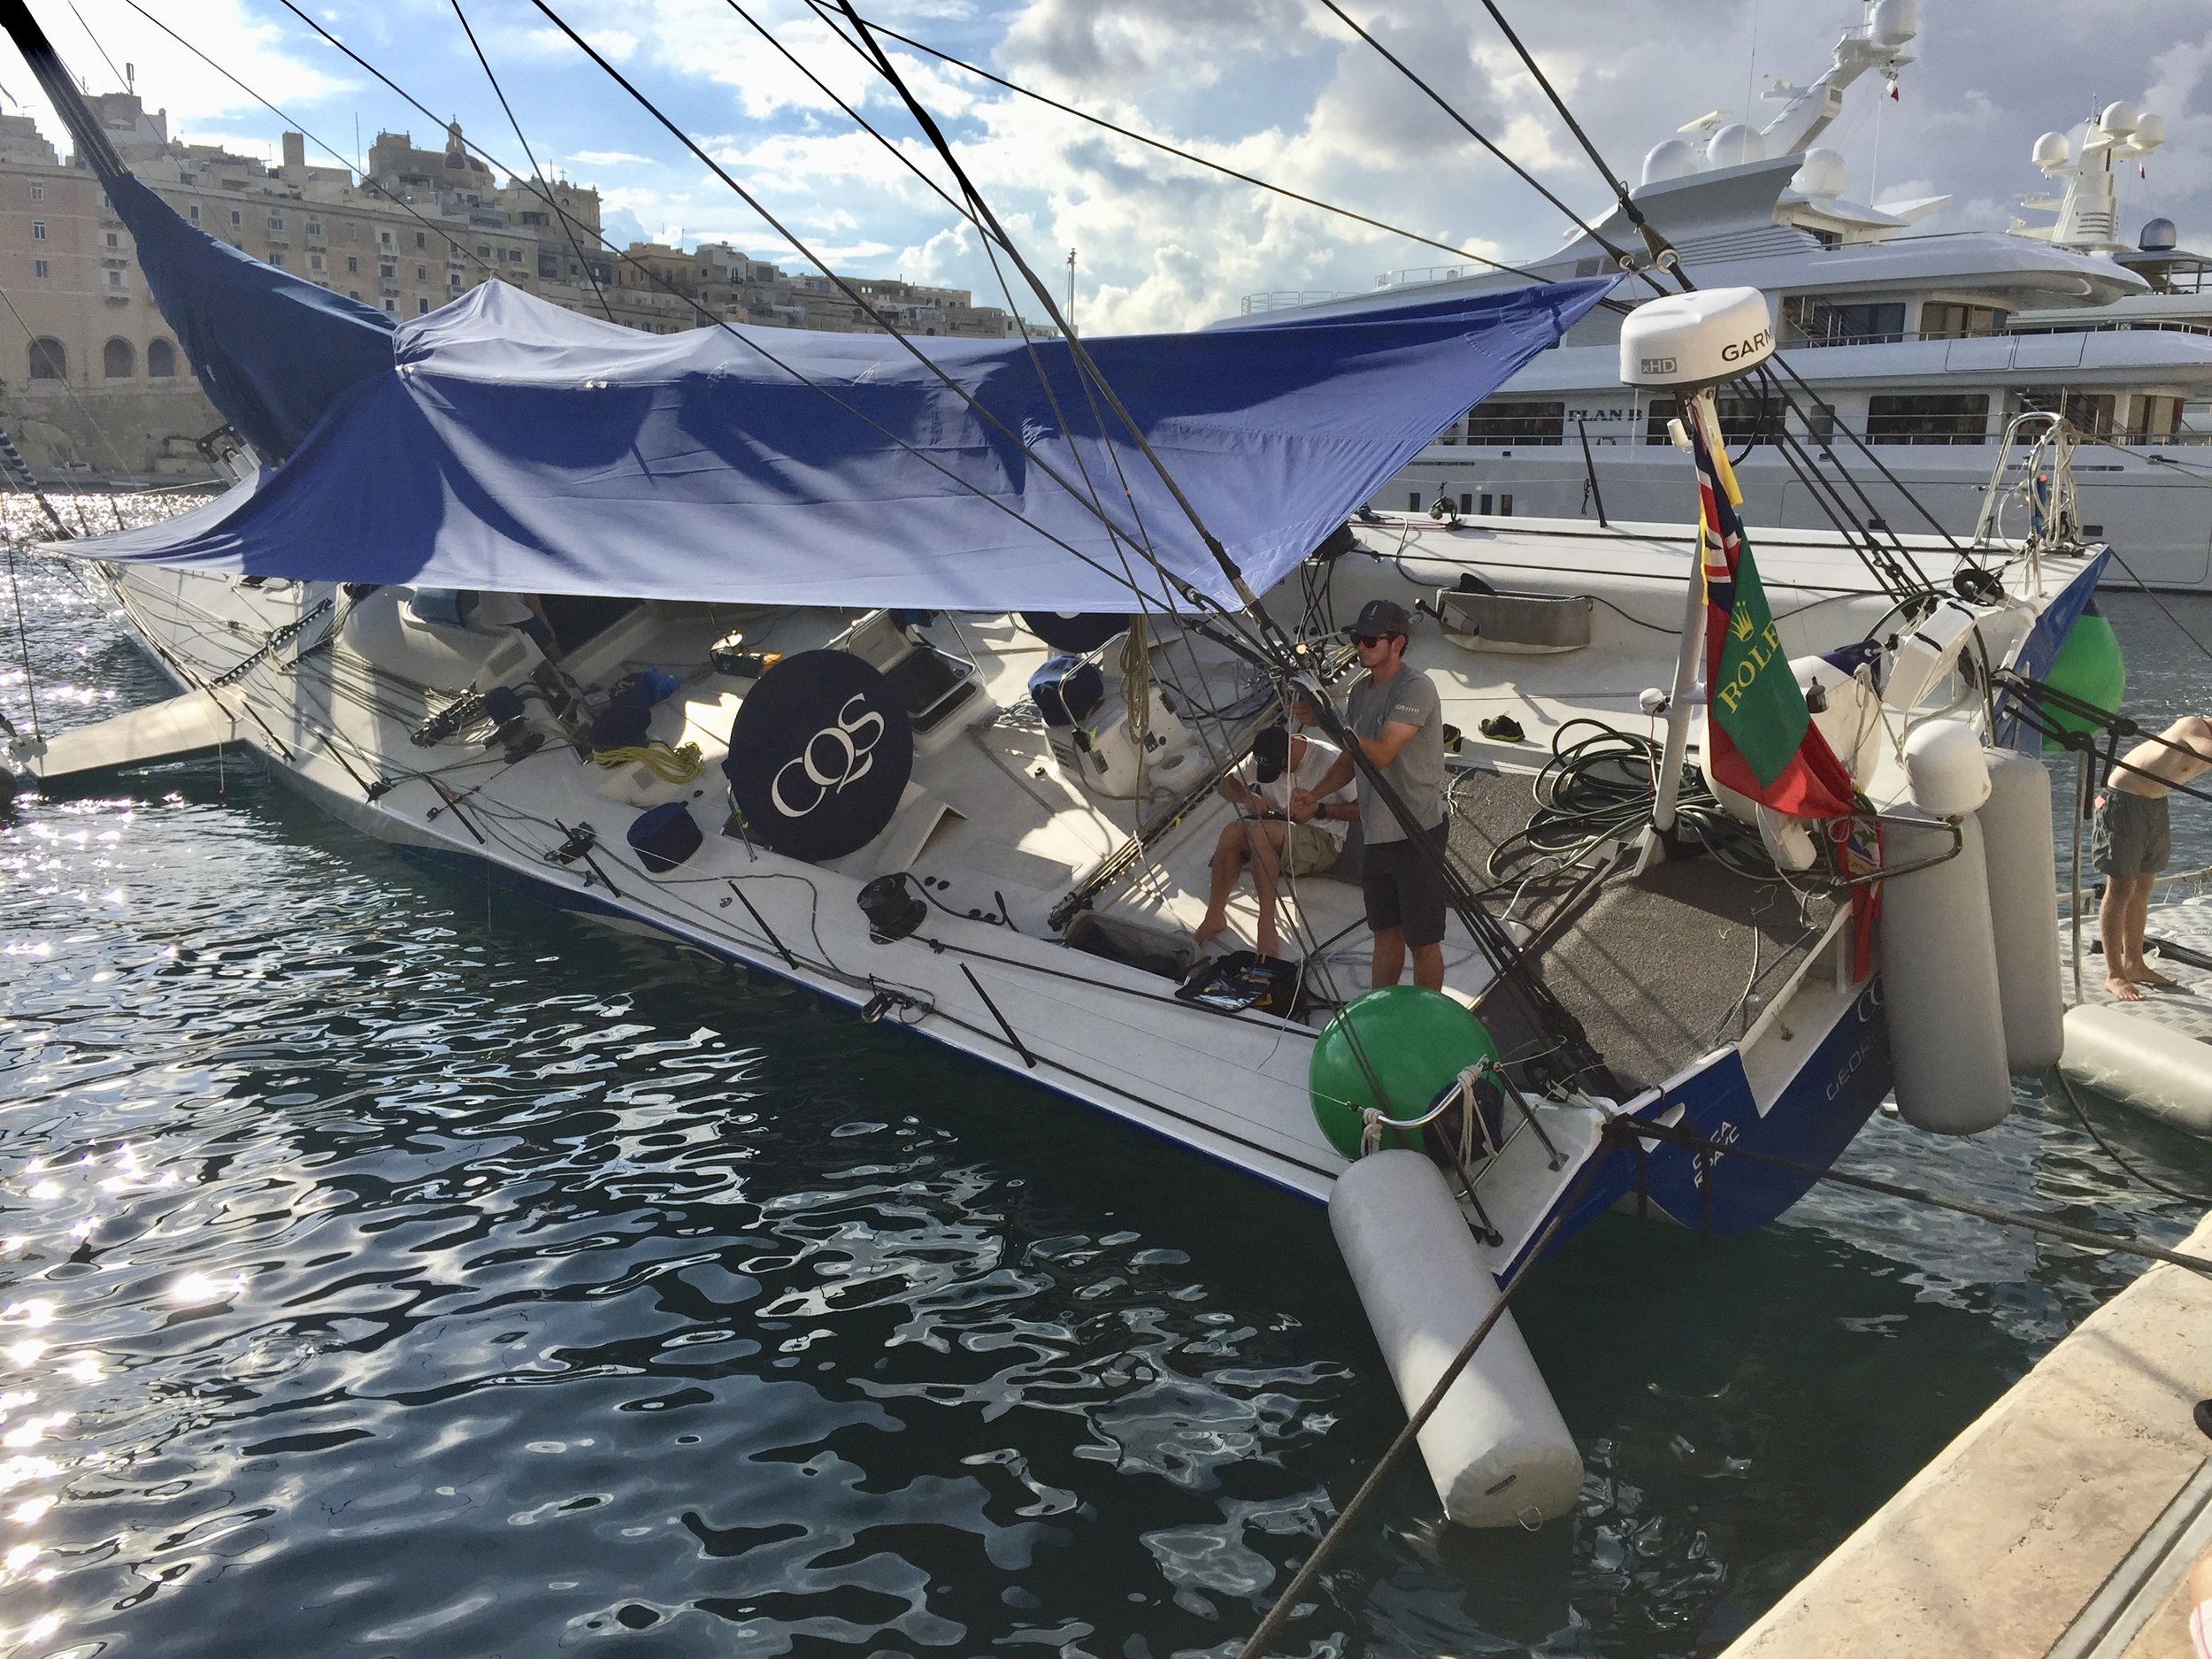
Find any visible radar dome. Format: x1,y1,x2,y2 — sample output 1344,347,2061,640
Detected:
2132,111,2165,150
2031,131,2070,173
2100,100,2143,137
1870,0,1919,47
1791,147,1847,200
1641,138,1699,186
2140,217,2179,252
1706,123,1764,169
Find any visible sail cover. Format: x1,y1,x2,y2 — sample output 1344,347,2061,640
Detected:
69,275,1612,613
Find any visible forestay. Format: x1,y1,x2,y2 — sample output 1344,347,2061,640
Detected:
66,277,1613,612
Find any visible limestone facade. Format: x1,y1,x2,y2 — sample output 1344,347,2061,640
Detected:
0,94,1026,484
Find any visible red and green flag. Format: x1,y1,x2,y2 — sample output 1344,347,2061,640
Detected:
1687,407,1856,820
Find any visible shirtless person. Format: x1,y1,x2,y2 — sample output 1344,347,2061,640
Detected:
2093,712,2212,1001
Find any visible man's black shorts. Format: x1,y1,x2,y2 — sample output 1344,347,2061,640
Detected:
2091,788,2170,878
1361,818,1449,948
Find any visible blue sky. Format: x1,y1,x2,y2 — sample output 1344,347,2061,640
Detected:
8,0,2212,331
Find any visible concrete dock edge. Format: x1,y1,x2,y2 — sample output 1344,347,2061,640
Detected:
1721,1212,2212,1658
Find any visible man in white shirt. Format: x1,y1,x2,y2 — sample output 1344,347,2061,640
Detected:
1195,725,1358,960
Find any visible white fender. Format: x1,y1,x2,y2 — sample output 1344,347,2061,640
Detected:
1979,749,2064,1071
2061,1004,2212,1137
1329,1150,1583,1527
1878,816,2011,1133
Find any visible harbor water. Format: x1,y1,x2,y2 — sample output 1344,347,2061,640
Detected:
2,497,2209,1658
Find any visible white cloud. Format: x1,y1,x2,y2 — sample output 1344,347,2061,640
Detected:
567,150,655,166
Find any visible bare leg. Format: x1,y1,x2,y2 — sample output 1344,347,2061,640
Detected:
1409,942,1445,991
1248,823,1289,958
2122,873,2178,987
1371,926,1406,989
1196,823,1248,946
2103,874,2146,999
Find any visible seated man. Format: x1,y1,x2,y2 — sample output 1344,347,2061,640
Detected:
2095,710,2212,1000
1196,724,1357,959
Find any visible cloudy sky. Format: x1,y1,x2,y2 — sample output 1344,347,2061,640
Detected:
5,0,2211,332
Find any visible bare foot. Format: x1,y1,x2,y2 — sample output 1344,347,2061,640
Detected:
2125,963,2181,989
1194,917,1232,949
1255,937,1282,962
2107,972,2146,1002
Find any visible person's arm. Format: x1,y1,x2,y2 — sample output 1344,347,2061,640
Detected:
1359,720,1423,769
1312,749,1356,799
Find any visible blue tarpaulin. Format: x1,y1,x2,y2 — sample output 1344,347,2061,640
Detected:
107,173,397,461
73,275,1612,612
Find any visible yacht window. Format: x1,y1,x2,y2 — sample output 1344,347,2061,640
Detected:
1464,398,1566,445
1407,492,1421,511
1781,296,1906,346
1645,395,1783,445
1866,393,1989,445
2015,388,2114,438
1921,303,2008,341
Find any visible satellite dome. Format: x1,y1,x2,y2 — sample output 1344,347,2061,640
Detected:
1641,138,1698,186
2100,100,2143,137
1791,147,1847,201
2140,217,2178,252
1706,123,1764,169
2031,131,2070,173
1870,0,1919,47
2133,111,2165,150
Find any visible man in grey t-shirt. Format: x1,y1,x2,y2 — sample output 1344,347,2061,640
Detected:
1308,599,1449,990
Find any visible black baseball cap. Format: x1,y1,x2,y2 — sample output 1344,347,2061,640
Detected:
1345,598,1411,641
1251,724,1290,783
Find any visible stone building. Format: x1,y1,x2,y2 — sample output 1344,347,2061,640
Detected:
0,92,1029,484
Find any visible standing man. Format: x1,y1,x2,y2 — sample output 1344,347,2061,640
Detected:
2095,712,2212,1001
1310,599,1450,990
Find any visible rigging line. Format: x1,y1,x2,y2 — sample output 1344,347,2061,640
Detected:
830,0,1271,619
118,0,505,285
1761,398,1920,603
1313,0,1653,290
446,0,616,324
4,543,41,737
519,0,1260,632
2048,1066,2212,1208
1763,349,1963,552
64,1,124,90
1470,0,1686,285
2100,543,2212,663
718,0,987,241
1753,365,1939,593
257,0,1244,627
806,0,1567,292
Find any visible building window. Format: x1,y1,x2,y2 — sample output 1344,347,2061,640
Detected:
33,259,48,280
105,231,119,250
102,337,134,379
1921,302,2008,341
1866,393,1990,445
346,255,358,274
381,297,396,314
230,209,242,227
477,243,490,257
416,231,426,249
1780,296,1906,346
27,337,65,380
268,213,283,232
345,222,357,241
418,297,430,315
310,252,324,272
270,251,286,268
1644,394,1784,446
107,269,124,291
1464,399,1567,446
148,338,176,377
349,289,360,300
307,218,321,236
416,265,426,281
379,262,395,280
29,219,43,240
27,183,41,201
188,203,200,222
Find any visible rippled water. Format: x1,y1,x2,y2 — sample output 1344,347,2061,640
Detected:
2,497,2209,1658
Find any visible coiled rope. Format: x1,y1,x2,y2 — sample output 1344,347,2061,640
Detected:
591,741,703,783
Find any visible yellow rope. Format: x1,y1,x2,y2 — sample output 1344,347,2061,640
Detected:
592,741,703,782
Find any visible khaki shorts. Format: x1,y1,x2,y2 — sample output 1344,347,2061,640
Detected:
1283,819,1340,878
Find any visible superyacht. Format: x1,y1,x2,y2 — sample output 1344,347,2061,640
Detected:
1229,0,2212,588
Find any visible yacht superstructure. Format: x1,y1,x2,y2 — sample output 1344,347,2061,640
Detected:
1227,1,2212,588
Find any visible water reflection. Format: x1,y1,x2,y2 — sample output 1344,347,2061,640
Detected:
0,505,2207,1657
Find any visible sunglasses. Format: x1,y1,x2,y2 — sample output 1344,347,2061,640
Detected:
1350,632,1395,648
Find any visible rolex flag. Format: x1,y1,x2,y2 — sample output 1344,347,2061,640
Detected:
1687,402,1856,820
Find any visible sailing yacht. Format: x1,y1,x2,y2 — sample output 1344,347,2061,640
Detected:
0,0,2102,1530
1231,0,2212,589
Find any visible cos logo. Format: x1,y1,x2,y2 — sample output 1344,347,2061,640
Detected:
772,695,886,818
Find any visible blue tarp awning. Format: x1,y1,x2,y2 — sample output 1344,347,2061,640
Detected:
71,276,1613,612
